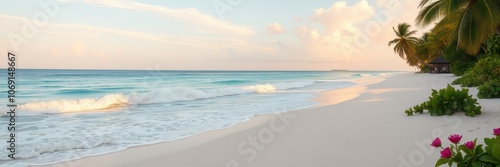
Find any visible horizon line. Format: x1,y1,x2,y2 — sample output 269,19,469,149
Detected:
1,68,408,72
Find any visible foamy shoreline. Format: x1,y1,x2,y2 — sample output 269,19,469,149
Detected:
37,73,500,167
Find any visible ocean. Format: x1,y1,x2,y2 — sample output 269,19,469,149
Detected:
0,70,392,166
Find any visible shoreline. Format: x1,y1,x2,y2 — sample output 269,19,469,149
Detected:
33,73,391,167
37,73,500,166
310,73,392,108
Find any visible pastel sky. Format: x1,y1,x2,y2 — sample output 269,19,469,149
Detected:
0,0,424,71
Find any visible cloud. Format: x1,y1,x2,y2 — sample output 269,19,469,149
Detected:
312,1,375,32
267,22,285,35
0,14,263,51
215,0,422,70
57,0,255,37
215,1,383,66
375,0,423,39
0,14,273,63
282,1,377,61
284,0,422,70
0,1,421,71
287,0,417,59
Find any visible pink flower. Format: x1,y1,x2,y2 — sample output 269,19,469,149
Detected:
431,137,441,148
440,147,452,159
448,134,462,144
494,128,500,136
464,141,475,150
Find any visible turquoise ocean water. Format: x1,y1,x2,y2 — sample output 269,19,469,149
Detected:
0,70,392,166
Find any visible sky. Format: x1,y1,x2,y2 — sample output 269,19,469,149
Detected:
0,0,425,71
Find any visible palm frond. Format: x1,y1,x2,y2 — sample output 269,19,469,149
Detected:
388,39,400,47
416,0,444,26
418,0,433,8
388,22,427,69
474,0,500,31
444,0,464,14
456,8,481,54
406,30,418,37
417,0,500,54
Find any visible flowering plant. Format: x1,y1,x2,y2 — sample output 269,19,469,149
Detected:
432,128,500,167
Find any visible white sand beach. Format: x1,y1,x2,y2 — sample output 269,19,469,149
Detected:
40,73,500,167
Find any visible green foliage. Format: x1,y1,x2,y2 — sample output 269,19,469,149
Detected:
405,102,426,115
477,136,500,166
452,57,500,87
486,34,500,55
455,140,486,167
477,53,500,60
478,79,500,99
405,85,481,117
388,23,424,69
444,42,477,76
449,60,476,76
416,0,500,55
433,132,500,167
418,64,431,73
451,75,479,87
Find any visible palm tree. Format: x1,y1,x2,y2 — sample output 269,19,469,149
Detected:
388,23,428,69
416,0,500,55
416,33,433,62
419,30,447,59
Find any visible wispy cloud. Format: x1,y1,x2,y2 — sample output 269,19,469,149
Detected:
312,1,375,32
0,14,269,58
57,0,255,37
266,22,285,35
284,0,377,61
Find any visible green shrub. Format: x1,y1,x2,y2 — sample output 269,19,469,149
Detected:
451,74,480,87
444,42,477,76
405,85,481,117
486,34,500,55
477,79,500,99
449,59,476,76
477,53,500,60
452,57,500,87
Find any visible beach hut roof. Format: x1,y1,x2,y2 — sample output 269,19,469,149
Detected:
429,57,450,64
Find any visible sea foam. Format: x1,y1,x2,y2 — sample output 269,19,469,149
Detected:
6,81,315,115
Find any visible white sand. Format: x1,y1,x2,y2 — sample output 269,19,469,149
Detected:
39,73,500,167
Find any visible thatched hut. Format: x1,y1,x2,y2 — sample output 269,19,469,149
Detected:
429,57,451,73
